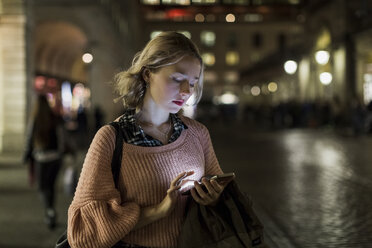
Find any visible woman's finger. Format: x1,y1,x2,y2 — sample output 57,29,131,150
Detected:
171,172,187,185
201,178,219,198
210,179,224,193
167,185,181,195
171,171,194,187
190,188,205,205
194,181,212,201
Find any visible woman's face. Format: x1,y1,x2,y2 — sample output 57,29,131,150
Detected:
145,55,201,113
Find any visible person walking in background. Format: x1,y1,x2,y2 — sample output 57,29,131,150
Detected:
67,31,233,247
23,95,65,229
94,105,104,132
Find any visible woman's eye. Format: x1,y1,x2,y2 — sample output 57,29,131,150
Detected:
173,77,183,82
190,80,198,88
172,77,196,88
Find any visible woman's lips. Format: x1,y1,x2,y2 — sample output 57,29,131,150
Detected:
173,100,184,106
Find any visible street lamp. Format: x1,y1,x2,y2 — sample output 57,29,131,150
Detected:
220,92,239,104
315,50,330,65
82,53,93,64
268,82,278,93
251,86,261,96
319,72,332,85
284,60,297,74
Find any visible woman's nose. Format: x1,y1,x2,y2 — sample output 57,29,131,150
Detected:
180,81,191,95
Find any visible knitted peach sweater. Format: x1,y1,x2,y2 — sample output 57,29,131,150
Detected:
67,117,223,248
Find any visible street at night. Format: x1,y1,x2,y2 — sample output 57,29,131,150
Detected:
1,124,372,247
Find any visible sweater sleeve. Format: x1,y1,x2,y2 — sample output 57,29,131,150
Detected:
67,125,140,248
197,123,224,176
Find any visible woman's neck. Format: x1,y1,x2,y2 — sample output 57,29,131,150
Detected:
137,106,170,127
138,91,173,126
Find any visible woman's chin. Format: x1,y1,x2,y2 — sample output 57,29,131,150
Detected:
167,105,183,114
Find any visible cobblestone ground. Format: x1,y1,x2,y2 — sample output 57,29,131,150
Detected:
209,124,372,248
1,125,372,247
0,154,83,248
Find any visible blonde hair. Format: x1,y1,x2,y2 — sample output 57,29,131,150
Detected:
113,31,204,109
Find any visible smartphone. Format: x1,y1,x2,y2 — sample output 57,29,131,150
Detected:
181,172,235,196
208,172,235,184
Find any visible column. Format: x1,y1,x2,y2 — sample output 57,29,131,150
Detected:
0,0,26,153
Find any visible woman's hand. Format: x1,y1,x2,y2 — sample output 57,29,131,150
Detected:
157,171,194,217
133,171,194,230
190,177,227,206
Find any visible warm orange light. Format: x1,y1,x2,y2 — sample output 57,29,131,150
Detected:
268,82,278,92
225,13,236,22
166,9,190,19
195,13,205,22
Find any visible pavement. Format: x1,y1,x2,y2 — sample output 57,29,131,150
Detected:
0,152,85,248
1,123,372,248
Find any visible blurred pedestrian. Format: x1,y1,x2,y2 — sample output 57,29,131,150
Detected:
67,31,232,247
23,94,65,229
94,105,104,132
351,97,367,136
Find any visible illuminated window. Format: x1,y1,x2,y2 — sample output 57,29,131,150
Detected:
223,0,249,3
192,0,217,3
201,31,215,47
251,86,260,96
224,71,239,83
364,73,372,104
219,92,239,105
226,51,239,66
82,53,93,64
150,31,162,39
141,0,160,4
222,0,250,5
234,0,249,4
225,13,236,22
204,71,217,83
268,82,278,93
244,13,263,22
202,53,215,66
176,0,191,5
62,82,73,109
177,30,191,39
162,0,191,5
34,76,46,90
195,13,205,22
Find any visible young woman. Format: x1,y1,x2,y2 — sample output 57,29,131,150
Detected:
67,31,230,248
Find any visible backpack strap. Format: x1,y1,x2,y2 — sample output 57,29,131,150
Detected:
108,122,124,189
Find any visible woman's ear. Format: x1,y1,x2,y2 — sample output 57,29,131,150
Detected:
142,68,151,83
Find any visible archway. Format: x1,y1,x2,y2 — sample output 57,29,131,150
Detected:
34,21,88,82
33,21,91,146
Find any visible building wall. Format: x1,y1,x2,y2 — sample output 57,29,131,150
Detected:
141,21,303,101
0,0,26,153
0,0,139,154
304,0,351,105
32,3,132,122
